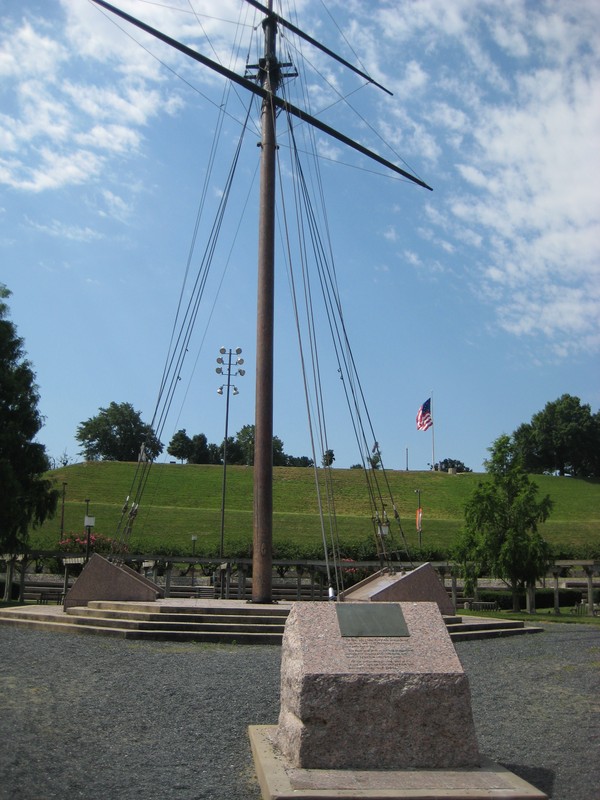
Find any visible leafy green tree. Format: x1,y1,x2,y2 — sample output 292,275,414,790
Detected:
206,442,222,464
168,429,193,463
233,424,255,465
76,401,163,461
322,449,335,467
272,435,287,466
435,458,472,473
1,285,59,598
513,394,600,477
454,434,553,611
227,424,287,466
285,455,314,467
189,433,213,464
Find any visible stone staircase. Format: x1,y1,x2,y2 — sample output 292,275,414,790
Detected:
443,614,543,641
0,601,543,643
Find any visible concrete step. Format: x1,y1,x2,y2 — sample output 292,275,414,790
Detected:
450,625,545,642
66,613,285,635
85,600,290,617
446,619,526,633
0,603,545,644
0,614,283,643
68,606,287,626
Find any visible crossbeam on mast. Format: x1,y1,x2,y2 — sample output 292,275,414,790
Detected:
89,0,432,190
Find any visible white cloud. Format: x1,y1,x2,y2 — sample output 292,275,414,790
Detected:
99,189,132,222
0,7,183,193
74,124,141,154
0,19,67,79
6,148,104,192
370,0,600,357
25,216,102,242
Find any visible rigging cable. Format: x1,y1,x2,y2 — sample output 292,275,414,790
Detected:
273,35,414,572
108,1,259,555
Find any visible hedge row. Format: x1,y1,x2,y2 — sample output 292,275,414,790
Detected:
476,588,585,610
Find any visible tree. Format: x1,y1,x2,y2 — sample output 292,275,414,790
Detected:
454,434,553,611
168,429,193,463
227,424,287,466
434,458,472,473
189,433,213,464
285,455,314,467
368,453,381,470
322,449,335,467
512,394,600,477
0,285,59,598
76,401,163,461
234,424,255,465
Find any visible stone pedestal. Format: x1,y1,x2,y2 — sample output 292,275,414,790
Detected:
250,600,548,800
339,563,455,616
64,553,163,609
276,601,479,770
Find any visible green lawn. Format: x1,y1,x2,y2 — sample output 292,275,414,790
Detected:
29,462,600,558
461,608,600,627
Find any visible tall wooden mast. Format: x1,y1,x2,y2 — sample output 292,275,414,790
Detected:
90,0,432,605
253,3,279,603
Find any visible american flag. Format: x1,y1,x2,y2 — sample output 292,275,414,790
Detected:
416,398,433,431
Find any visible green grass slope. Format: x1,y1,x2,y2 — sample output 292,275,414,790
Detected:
29,462,600,559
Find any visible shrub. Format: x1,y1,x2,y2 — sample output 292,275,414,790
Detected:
58,532,126,555
476,588,583,610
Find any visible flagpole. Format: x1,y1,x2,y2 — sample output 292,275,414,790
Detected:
431,392,435,469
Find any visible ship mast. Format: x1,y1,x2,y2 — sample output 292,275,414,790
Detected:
253,2,278,603
90,0,432,604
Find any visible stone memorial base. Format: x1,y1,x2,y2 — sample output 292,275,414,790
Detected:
249,725,548,799
339,563,455,616
276,602,479,770
63,553,163,610
249,601,547,800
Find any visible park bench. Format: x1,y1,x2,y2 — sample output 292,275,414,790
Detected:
167,585,215,599
38,588,64,604
463,600,500,612
22,582,66,605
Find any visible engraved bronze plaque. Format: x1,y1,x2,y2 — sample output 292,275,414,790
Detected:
336,603,409,637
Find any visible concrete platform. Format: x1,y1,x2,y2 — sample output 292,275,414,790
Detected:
249,725,548,799
0,600,544,643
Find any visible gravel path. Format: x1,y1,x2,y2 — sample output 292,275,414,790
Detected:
0,622,598,800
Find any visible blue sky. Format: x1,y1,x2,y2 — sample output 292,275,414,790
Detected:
1,0,599,473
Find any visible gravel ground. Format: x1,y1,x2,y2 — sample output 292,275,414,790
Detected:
0,622,598,800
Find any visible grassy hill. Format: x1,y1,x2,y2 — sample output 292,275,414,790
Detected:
29,462,600,560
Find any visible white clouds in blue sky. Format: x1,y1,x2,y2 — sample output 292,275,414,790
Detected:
1,0,599,474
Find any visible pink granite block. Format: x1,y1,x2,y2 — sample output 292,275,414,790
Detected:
276,601,480,770
340,563,455,616
64,554,163,609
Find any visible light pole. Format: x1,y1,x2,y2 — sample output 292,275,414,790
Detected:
216,347,245,565
414,489,422,550
191,535,197,588
84,498,95,564
60,482,67,538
